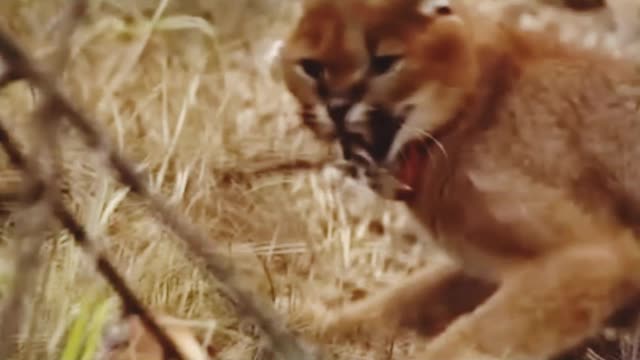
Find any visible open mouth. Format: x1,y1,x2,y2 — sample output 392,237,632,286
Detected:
350,105,435,196
329,104,406,164
298,99,433,199
329,103,424,195
327,103,361,161
393,138,428,195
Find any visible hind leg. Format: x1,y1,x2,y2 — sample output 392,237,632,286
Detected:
411,240,640,360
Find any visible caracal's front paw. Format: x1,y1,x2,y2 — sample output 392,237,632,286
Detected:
298,299,394,340
322,303,401,340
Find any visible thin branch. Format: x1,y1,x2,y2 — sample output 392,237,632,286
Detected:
218,158,337,184
0,184,43,204
0,27,323,360
42,0,87,74
32,0,87,185
0,3,185,358
0,118,185,360
0,0,90,354
0,196,48,359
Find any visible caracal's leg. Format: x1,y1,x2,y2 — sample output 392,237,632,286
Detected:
412,240,640,360
315,258,496,339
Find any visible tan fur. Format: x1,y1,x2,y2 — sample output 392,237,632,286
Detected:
281,0,640,359
608,0,640,46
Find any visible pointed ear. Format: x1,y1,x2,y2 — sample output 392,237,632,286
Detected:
420,12,470,64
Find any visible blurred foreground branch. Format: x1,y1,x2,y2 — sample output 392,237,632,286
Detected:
0,4,323,359
0,1,93,358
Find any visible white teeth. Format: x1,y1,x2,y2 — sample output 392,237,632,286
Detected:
345,103,370,124
353,147,374,164
345,103,374,143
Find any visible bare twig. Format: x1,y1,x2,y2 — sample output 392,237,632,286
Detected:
0,26,323,360
0,198,48,359
31,0,87,180
0,3,187,359
42,0,87,74
0,12,324,358
0,185,42,204
16,1,89,353
0,118,186,359
218,158,337,184
0,1,89,356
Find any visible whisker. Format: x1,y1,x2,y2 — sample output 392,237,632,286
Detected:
421,130,449,160
401,125,449,161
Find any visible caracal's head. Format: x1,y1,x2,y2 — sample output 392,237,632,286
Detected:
280,0,478,164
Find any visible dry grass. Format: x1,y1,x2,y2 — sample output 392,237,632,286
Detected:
0,0,637,359
0,0,427,359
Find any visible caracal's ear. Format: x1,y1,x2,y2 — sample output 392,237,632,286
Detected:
413,0,476,86
421,15,470,64
415,0,470,58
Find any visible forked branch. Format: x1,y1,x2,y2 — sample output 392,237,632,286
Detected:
0,1,185,358
0,119,186,359
0,12,321,360
0,1,93,357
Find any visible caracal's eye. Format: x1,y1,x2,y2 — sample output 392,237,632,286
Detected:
435,5,452,15
370,55,402,76
298,59,325,80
